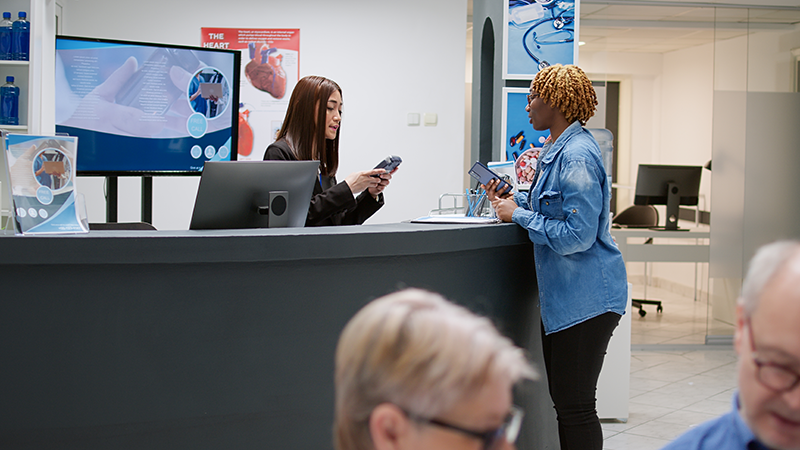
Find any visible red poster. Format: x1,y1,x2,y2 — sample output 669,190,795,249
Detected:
201,28,300,160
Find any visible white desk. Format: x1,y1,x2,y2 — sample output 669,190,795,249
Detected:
612,228,710,302
611,228,710,263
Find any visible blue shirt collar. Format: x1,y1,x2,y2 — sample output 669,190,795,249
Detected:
732,392,770,449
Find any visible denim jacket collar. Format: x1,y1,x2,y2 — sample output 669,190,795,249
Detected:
540,121,584,165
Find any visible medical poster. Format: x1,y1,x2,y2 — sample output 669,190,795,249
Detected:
503,0,578,79
4,135,88,234
501,88,550,190
201,28,300,161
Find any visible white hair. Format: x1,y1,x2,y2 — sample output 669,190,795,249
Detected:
739,240,800,317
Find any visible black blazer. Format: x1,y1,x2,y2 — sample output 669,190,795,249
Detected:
263,140,383,226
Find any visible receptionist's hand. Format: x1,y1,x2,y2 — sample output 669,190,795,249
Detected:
368,166,398,198
345,169,384,194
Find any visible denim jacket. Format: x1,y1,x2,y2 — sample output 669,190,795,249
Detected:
512,121,627,334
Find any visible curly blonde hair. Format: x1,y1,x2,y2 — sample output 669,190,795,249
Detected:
531,64,597,125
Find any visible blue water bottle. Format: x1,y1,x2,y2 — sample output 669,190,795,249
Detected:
12,11,29,61
0,76,20,125
0,12,12,60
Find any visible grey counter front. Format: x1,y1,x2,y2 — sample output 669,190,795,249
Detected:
0,223,557,450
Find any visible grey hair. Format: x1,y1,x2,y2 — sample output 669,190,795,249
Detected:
739,240,800,317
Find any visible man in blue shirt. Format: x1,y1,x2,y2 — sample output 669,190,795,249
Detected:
662,240,800,450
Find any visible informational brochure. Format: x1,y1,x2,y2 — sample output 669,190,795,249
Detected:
3,134,88,234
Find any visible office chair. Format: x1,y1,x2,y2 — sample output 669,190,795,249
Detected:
612,205,662,317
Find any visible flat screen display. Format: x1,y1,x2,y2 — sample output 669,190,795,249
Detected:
55,36,241,175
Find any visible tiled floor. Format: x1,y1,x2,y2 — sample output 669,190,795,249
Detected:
601,285,738,449
629,284,717,346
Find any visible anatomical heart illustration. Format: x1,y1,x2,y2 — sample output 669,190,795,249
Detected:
245,44,287,99
201,28,298,160
238,107,254,157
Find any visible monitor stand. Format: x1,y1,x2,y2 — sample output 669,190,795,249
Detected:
650,182,689,231
104,175,154,225
105,176,118,223
256,191,289,227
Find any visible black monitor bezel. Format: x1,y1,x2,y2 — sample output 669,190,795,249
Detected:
633,164,703,230
633,164,702,207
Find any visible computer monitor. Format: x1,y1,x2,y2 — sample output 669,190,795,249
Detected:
189,161,319,229
633,164,702,230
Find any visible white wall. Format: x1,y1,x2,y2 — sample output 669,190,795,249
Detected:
661,43,714,210
62,0,468,229
581,51,664,207
581,45,714,212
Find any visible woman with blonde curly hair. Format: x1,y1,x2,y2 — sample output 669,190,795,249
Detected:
485,64,627,450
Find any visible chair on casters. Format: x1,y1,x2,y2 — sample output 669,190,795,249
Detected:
612,205,663,317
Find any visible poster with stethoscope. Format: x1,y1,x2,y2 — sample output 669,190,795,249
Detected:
3,134,88,235
503,0,579,79
501,87,551,190
201,28,300,161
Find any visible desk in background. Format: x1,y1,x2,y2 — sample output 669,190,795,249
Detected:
611,228,710,301
611,228,710,264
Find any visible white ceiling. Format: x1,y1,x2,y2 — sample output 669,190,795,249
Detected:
580,2,800,53
466,1,800,54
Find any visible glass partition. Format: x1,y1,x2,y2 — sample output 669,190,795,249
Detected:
579,2,800,345
710,6,800,342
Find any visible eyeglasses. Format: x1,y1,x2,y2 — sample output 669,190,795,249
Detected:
527,93,538,104
404,405,524,450
746,318,800,392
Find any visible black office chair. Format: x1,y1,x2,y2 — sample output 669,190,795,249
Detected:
613,205,662,317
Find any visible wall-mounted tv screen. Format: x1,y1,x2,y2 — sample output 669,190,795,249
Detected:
55,36,241,175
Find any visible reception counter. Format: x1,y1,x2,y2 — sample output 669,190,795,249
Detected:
0,223,558,450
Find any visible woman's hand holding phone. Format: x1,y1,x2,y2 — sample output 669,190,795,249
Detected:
484,179,516,222
368,165,398,198
345,169,384,194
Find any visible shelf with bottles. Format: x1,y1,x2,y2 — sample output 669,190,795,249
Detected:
0,62,28,130
2,0,32,132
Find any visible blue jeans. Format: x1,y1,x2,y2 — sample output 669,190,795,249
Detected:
541,312,621,450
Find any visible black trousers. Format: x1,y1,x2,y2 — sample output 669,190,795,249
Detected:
541,312,621,450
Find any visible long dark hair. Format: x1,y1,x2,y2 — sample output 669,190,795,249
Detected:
276,75,342,176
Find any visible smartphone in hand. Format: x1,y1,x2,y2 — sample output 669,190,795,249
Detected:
372,155,402,177
469,161,513,195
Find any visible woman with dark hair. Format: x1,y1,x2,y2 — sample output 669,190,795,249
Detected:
264,75,395,226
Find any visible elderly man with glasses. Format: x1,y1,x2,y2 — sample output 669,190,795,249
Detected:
662,240,800,450
333,289,537,450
